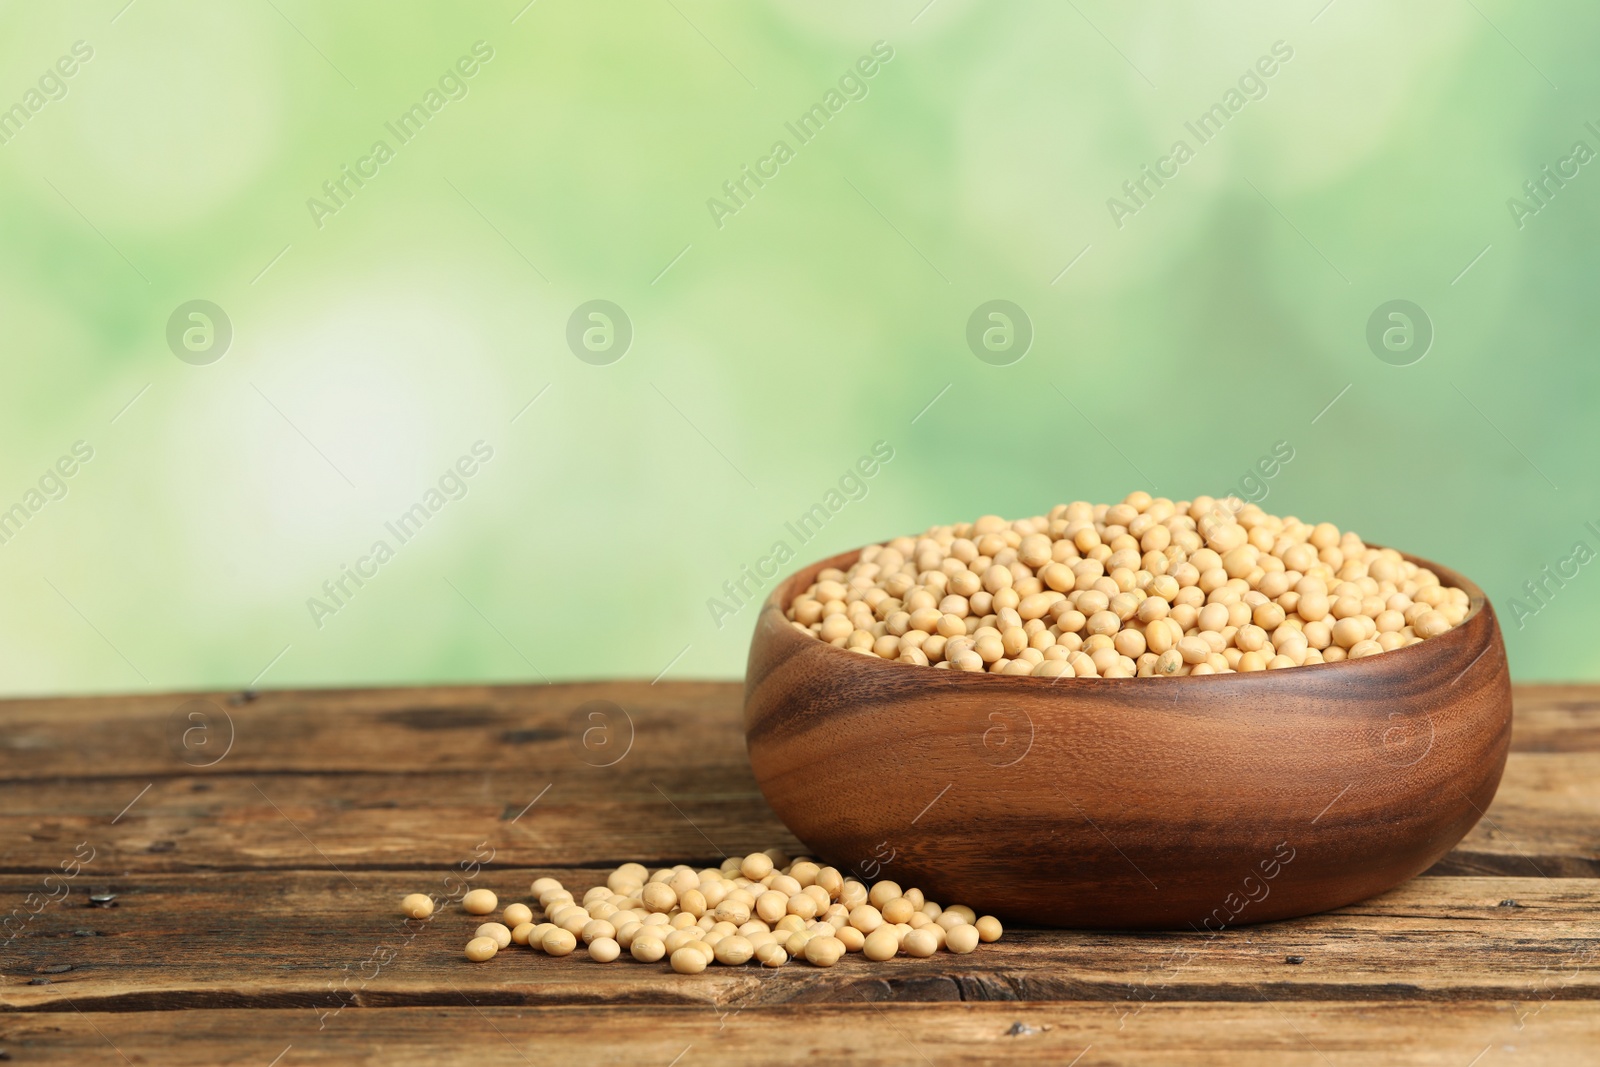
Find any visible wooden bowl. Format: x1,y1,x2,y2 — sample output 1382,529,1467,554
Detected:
743,546,1512,929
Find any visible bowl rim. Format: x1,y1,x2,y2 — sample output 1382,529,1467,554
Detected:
755,541,1494,687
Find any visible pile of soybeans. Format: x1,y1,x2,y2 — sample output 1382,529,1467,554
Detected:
403,850,1002,972
786,494,1472,677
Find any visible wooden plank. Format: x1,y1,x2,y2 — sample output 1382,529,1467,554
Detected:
0,767,796,875
2,1002,1595,1066
0,683,746,780
0,748,1591,877
0,683,1591,785
1,685,1591,884
0,684,1593,1061
1,873,1594,1012
1508,685,1600,752
1424,752,1600,878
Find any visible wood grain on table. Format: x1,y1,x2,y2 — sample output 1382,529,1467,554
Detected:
0,682,1596,1065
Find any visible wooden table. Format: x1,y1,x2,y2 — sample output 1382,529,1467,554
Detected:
0,682,1595,1065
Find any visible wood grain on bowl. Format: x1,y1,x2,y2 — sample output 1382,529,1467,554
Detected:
744,547,1513,929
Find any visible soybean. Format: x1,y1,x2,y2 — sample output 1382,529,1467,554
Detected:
946,924,980,954
541,928,577,957
444,850,1006,974
670,947,707,974
786,497,1470,676
400,893,435,920
461,889,498,916
475,922,512,949
803,936,846,967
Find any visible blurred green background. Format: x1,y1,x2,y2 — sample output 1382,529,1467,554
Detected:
0,0,1594,696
